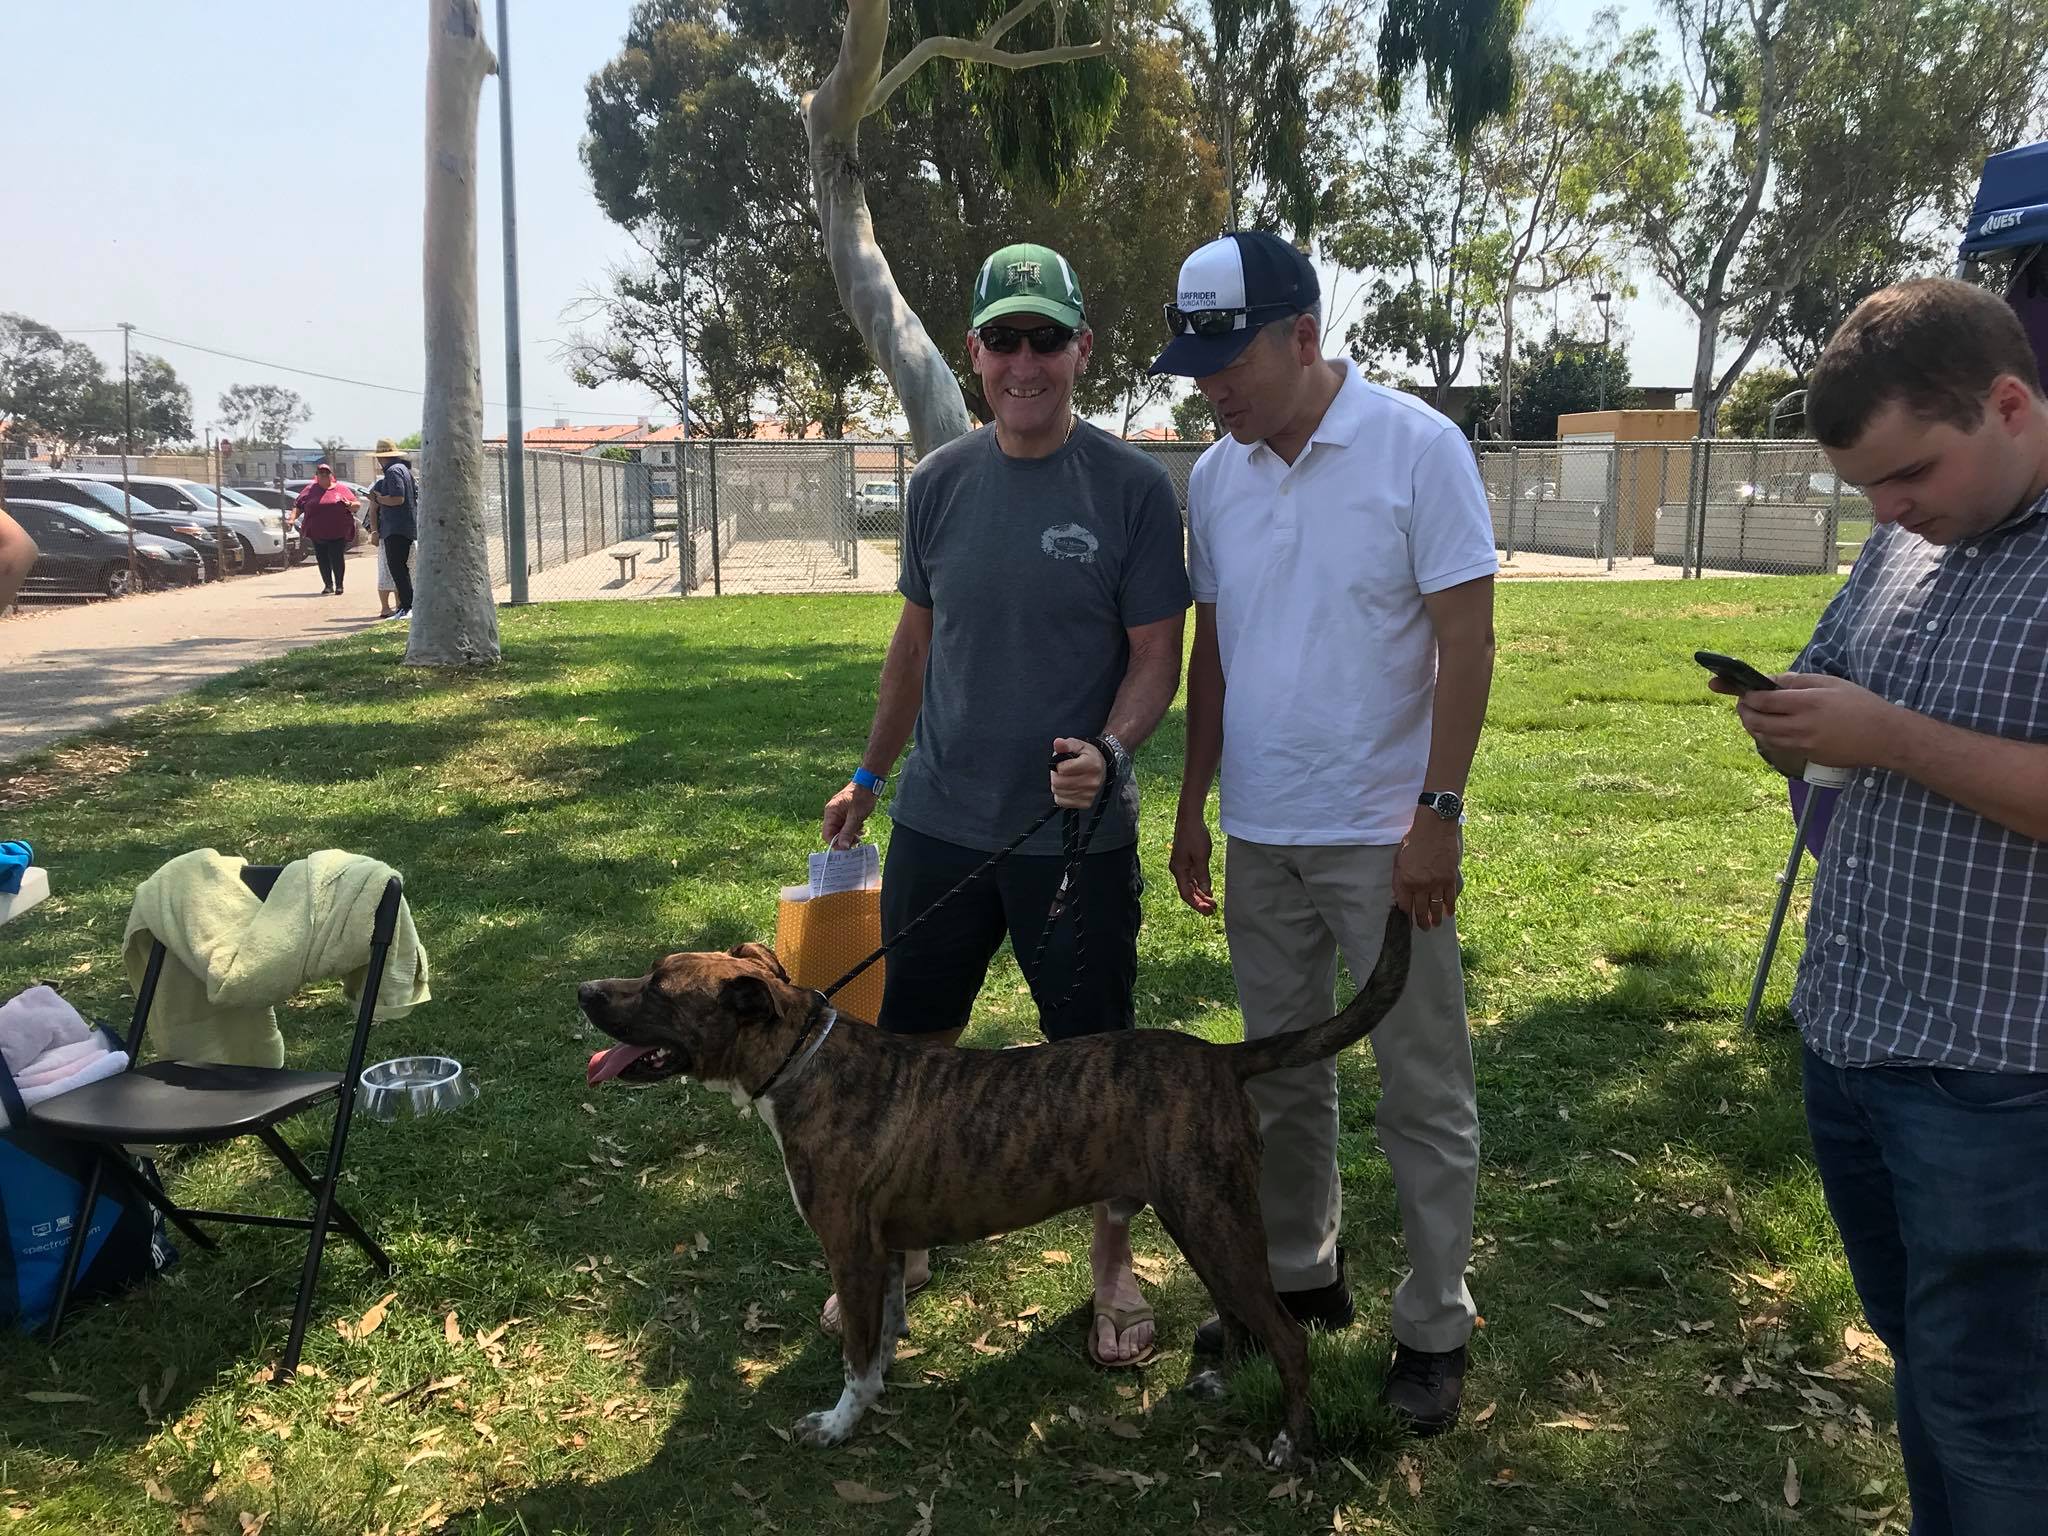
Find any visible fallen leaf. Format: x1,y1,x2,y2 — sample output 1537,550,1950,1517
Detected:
145,1480,175,1504
1472,1401,1498,1426
1843,1325,1883,1356
1397,1453,1423,1498
1785,1457,1802,1508
444,1312,462,1347
731,1483,758,1503
1538,1414,1626,1432
1716,1490,1744,1504
22,1391,95,1404
238,1515,269,1535
1041,1250,1070,1265
832,1480,896,1505
338,1291,398,1343
1337,1455,1373,1488
1105,1418,1142,1440
969,1332,1003,1356
1579,1290,1611,1311
1549,1303,1606,1329
1268,1476,1300,1500
892,1346,925,1362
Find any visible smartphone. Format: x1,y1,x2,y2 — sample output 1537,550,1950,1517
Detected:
1694,650,1781,693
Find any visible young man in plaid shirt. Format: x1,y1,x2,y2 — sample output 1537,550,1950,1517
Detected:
1713,279,2048,1534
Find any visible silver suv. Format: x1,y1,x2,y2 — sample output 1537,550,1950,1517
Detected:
81,475,291,570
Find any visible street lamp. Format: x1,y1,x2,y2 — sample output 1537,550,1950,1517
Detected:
1593,291,1613,411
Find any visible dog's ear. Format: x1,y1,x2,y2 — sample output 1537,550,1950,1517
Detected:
727,942,790,982
718,972,779,1026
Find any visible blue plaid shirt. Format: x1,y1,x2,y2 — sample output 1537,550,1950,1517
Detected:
1792,488,2048,1072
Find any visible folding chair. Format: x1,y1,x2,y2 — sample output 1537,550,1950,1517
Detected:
27,865,401,1381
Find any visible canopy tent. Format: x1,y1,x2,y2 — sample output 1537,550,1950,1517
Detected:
1959,140,2048,386
1959,140,2048,257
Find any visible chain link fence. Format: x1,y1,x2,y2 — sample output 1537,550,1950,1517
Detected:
1475,438,1867,575
485,446,660,601
487,434,1863,602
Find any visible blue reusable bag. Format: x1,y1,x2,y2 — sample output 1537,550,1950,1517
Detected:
0,1039,175,1331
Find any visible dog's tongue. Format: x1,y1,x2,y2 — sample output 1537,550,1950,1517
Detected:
587,1044,653,1085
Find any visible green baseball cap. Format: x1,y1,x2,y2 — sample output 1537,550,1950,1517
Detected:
970,242,1086,329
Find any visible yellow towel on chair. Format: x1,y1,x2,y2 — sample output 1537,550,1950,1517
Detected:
121,849,431,1067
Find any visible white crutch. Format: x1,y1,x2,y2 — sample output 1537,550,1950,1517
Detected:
1742,760,1856,1030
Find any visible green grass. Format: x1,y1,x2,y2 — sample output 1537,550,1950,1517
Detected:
0,582,1908,1535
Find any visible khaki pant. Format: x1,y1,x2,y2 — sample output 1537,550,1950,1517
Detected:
1223,837,1479,1352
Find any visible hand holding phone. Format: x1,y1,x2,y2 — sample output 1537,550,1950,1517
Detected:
1695,650,1781,693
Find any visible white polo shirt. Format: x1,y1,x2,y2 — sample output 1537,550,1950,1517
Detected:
1187,363,1497,846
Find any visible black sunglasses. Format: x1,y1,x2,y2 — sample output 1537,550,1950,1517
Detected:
976,322,1077,355
1163,301,1300,337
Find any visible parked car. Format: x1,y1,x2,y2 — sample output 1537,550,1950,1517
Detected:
3,473,232,576
80,474,292,570
854,478,903,532
6,498,206,598
227,483,297,512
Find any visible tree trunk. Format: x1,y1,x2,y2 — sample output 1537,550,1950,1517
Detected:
803,4,973,459
408,0,500,668
1495,296,1517,438
1692,299,1722,439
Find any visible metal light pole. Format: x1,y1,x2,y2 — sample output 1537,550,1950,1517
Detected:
117,322,137,591
677,232,703,558
1593,291,1613,412
206,425,228,580
495,0,529,604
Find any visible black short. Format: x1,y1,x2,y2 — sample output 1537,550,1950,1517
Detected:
877,823,1142,1041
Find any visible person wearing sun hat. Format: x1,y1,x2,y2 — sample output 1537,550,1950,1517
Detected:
368,437,418,618
1154,229,1498,1436
813,241,1192,1367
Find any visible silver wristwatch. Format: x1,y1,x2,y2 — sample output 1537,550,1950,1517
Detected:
1099,732,1133,782
1418,790,1464,822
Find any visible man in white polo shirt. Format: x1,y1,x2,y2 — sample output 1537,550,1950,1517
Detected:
1151,231,1497,1434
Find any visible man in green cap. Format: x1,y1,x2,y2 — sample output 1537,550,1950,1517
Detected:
818,243,1192,1366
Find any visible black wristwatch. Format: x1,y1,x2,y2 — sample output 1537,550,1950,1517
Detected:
1418,790,1464,822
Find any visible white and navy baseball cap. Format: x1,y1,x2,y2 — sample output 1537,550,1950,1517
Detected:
1147,230,1321,377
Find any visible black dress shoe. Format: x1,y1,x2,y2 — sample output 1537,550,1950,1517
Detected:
1380,1341,1467,1436
1193,1246,1356,1356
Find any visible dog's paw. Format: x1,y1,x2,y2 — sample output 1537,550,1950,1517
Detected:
1264,1429,1298,1471
793,1409,853,1449
1184,1366,1228,1401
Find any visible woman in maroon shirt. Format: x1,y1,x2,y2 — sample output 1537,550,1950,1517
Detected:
293,464,359,596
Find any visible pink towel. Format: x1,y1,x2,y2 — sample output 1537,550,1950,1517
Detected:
0,985,91,1074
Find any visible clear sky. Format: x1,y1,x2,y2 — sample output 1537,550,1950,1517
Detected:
4,0,1701,445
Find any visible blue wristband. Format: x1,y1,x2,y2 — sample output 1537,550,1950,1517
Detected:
850,766,885,793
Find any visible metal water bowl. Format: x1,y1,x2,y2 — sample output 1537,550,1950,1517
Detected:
357,1055,480,1121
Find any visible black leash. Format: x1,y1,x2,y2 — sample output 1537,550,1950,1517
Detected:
820,738,1121,1017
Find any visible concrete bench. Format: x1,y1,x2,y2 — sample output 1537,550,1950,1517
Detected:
611,551,638,583
653,535,672,561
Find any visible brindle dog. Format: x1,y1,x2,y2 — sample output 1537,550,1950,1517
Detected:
578,907,1410,1469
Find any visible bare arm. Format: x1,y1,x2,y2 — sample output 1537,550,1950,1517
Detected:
1738,673,2048,844
0,508,37,611
1395,575,1496,928
1416,575,1496,795
1105,614,1185,749
1888,716,2048,844
1176,602,1224,821
1051,613,1184,805
822,599,932,848
858,599,932,776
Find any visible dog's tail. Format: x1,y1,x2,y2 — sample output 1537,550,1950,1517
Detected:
1229,908,1413,1082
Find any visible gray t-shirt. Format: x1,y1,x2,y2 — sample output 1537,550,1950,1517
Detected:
889,421,1191,854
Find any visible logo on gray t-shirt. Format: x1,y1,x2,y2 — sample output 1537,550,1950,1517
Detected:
1040,522,1101,563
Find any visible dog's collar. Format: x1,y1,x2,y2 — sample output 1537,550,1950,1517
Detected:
746,996,838,1101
